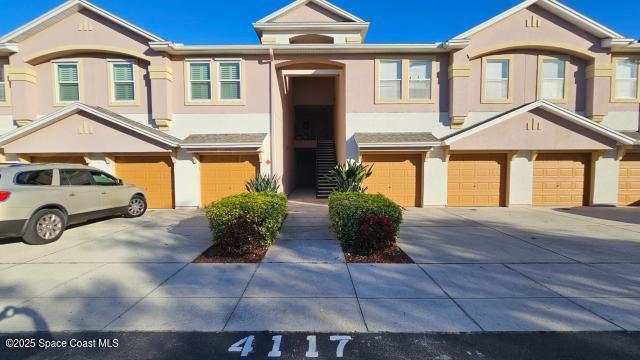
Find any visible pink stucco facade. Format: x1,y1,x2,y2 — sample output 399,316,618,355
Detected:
0,0,638,207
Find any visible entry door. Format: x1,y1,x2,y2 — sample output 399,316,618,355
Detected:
59,169,101,215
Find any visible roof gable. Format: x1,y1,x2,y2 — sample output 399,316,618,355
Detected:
443,101,635,148
0,103,180,151
0,0,164,43
256,0,365,24
452,0,623,41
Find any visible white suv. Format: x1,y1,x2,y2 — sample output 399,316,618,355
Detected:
0,164,147,244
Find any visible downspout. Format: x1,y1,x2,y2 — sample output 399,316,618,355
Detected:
269,47,275,176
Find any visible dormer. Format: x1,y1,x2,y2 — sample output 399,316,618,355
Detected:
253,0,370,45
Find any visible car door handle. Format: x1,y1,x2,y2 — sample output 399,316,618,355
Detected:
101,192,107,195
69,193,76,197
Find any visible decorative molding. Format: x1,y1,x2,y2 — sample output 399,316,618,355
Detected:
450,116,466,129
77,120,95,135
525,15,541,28
15,119,32,127
448,64,471,79
155,118,172,131
588,114,605,123
469,42,597,60
77,18,94,32
525,118,542,131
148,66,173,81
7,67,37,84
345,35,362,44
586,63,613,78
261,36,277,45
24,45,151,65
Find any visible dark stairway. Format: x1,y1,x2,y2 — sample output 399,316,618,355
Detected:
316,140,338,198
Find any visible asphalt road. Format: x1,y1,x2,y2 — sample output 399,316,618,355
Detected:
2,332,640,359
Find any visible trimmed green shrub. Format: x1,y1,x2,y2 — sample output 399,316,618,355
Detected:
329,160,373,193
354,214,396,255
216,215,264,256
205,192,287,254
329,192,402,247
246,173,281,193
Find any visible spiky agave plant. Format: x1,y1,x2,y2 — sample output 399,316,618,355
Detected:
246,173,281,193
329,160,373,193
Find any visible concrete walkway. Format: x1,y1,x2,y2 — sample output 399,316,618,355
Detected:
1,203,639,333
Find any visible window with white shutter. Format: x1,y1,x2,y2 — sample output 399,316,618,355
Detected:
111,62,135,102
188,62,212,101
218,61,241,101
614,58,639,101
539,57,567,101
56,63,80,103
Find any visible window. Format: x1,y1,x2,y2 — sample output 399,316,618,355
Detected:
15,170,53,186
539,57,567,101
218,62,241,101
60,170,93,186
56,63,80,103
409,60,432,100
0,61,6,104
188,62,212,101
379,60,402,100
614,58,639,101
90,171,118,186
376,58,435,103
482,57,511,103
111,62,135,102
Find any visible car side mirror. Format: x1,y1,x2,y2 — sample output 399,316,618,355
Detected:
116,179,124,185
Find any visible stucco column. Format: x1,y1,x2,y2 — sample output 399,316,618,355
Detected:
149,57,174,131
584,61,612,123
173,149,201,207
7,65,37,126
508,151,534,207
87,154,115,174
591,149,619,206
423,146,448,206
448,52,470,129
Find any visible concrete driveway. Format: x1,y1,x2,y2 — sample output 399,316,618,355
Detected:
399,206,640,331
1,205,639,333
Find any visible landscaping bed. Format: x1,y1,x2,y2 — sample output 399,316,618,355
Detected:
196,191,287,263
329,191,409,264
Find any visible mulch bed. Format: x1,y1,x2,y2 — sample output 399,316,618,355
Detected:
343,244,414,264
193,245,268,263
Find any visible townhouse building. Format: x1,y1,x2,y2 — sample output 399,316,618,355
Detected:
0,0,638,208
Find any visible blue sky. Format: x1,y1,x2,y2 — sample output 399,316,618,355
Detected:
1,0,639,44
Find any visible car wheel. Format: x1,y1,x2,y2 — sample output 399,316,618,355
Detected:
22,209,66,245
125,195,147,218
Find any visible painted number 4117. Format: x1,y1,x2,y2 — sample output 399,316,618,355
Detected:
228,335,352,358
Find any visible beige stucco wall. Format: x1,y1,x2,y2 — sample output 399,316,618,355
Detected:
450,109,617,151
273,2,349,23
3,111,171,154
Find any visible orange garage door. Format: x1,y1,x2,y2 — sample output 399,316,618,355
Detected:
200,154,259,207
619,152,640,206
533,153,590,206
115,156,174,209
30,155,87,164
362,153,422,207
448,153,506,207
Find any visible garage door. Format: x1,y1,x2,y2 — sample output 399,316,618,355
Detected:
362,153,422,207
533,153,589,206
619,152,640,206
448,153,506,207
115,156,174,209
30,155,86,164
200,154,259,206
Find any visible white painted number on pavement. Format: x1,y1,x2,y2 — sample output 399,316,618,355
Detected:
228,335,351,358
